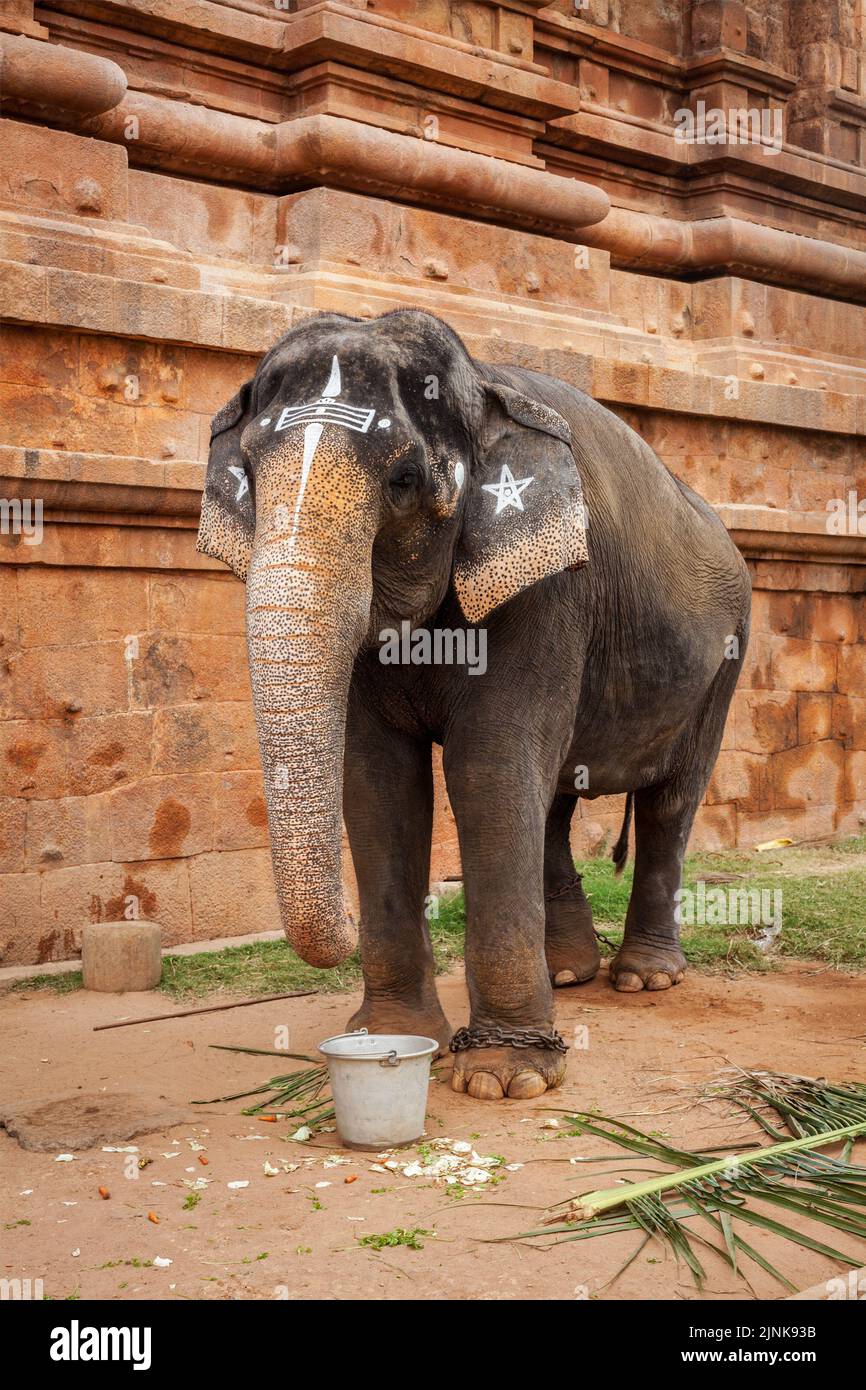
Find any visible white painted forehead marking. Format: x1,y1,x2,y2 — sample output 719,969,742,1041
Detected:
228,464,249,501
482,463,534,514
272,353,375,435
454,461,465,489
286,356,361,552
322,355,341,398
377,417,391,429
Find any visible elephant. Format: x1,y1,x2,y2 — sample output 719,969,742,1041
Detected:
197,307,751,1101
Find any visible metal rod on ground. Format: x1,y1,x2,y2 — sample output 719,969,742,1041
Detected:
92,989,318,1031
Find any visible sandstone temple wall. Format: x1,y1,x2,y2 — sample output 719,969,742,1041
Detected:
1,0,865,964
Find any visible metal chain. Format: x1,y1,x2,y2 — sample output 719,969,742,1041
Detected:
451,882,616,1053
544,873,583,902
544,874,619,949
594,928,619,949
450,1025,569,1055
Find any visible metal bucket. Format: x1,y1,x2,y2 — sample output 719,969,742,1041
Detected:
318,1029,438,1149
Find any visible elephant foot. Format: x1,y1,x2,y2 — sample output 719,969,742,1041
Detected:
545,877,600,987
545,930,601,988
609,942,686,993
450,1044,567,1100
346,998,453,1058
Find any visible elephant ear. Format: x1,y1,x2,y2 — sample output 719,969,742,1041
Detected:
196,381,256,581
453,381,588,623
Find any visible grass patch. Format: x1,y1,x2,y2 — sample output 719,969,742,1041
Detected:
581,835,866,971
357,1227,433,1252
11,969,83,995
153,889,466,1002
11,838,866,997
578,858,770,970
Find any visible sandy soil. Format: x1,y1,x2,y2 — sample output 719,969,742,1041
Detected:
1,963,864,1302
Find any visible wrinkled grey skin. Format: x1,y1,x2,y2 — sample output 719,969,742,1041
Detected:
198,308,751,1102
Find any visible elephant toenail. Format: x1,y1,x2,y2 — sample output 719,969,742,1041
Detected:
646,972,672,990
467,1072,505,1101
507,1070,547,1099
614,971,644,992
554,969,578,986
450,1070,467,1094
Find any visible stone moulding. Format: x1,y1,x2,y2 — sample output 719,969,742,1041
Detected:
79,99,612,237
5,29,866,301
0,32,127,114
25,94,866,304
582,207,866,302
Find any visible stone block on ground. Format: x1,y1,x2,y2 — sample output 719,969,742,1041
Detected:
82,919,162,992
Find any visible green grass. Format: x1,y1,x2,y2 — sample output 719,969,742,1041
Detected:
357,1226,433,1251
11,838,866,997
579,835,866,971
14,969,84,994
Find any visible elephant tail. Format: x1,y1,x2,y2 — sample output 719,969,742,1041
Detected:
611,793,633,876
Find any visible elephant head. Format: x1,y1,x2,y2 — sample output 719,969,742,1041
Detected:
197,309,587,967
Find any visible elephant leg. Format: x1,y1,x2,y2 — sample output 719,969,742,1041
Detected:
544,793,600,986
342,688,452,1054
611,651,743,993
444,748,566,1101
609,784,690,992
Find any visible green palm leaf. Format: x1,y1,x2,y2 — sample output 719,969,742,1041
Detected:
505,1070,866,1292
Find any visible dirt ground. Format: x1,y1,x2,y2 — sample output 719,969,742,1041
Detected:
1,963,864,1302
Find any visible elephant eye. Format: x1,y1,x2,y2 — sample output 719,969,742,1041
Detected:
388,465,419,495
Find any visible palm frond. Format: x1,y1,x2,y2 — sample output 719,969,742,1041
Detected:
193,1045,334,1127
503,1070,866,1292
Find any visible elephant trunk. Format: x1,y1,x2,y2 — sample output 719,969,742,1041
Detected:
245,481,374,968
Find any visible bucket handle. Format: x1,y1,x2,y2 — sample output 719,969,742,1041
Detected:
350,1027,397,1062
324,1029,400,1065
333,1028,400,1067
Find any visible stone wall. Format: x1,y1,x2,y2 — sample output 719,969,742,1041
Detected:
1,0,864,965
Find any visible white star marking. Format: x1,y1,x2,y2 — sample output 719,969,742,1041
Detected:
481,464,534,514
228,465,249,501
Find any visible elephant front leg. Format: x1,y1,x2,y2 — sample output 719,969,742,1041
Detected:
611,786,689,993
444,757,568,1101
343,691,452,1054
